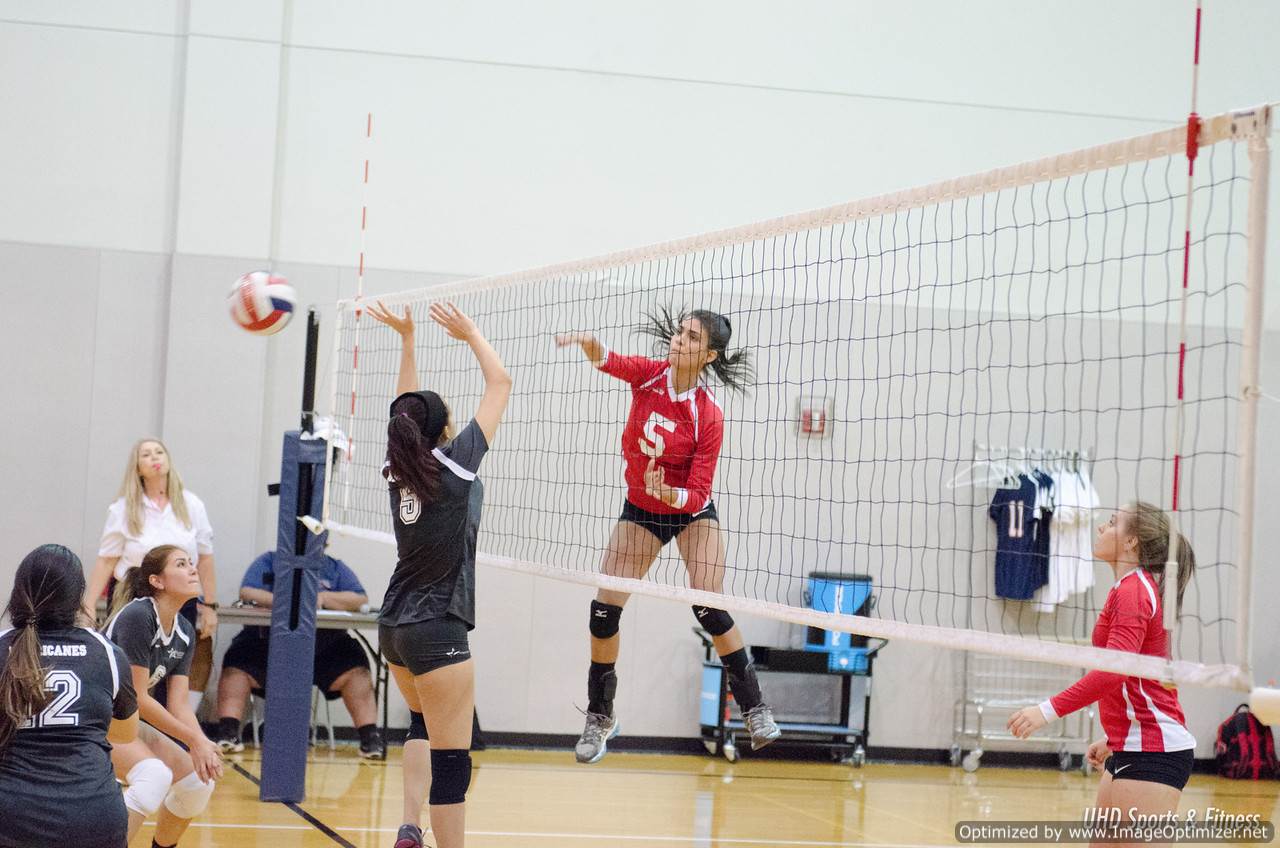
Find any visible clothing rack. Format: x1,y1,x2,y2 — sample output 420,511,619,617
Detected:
952,441,1097,772
972,441,1093,472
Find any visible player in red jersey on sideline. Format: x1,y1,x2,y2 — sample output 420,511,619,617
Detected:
557,306,780,764
1009,501,1197,842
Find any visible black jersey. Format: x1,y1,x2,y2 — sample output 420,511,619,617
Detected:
381,419,488,629
0,626,136,848
104,597,196,705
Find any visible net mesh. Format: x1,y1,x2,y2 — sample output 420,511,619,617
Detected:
326,109,1268,689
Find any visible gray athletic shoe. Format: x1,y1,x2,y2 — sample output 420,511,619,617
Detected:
393,823,422,848
574,711,619,764
744,705,781,750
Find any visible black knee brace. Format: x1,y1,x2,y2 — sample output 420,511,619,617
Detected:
589,600,623,639
692,605,734,636
428,749,472,806
408,711,427,742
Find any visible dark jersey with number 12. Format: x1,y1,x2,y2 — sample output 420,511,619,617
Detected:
0,626,137,848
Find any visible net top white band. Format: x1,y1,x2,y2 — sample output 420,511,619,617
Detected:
341,104,1271,310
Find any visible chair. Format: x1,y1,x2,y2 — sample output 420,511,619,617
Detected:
246,687,335,751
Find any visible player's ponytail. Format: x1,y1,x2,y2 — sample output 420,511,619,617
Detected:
639,306,753,393
387,392,446,506
1128,501,1197,616
0,545,85,756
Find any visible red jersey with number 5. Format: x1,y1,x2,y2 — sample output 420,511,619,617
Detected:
598,350,724,515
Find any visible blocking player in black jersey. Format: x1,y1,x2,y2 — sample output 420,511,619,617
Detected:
367,301,512,848
0,544,139,848
104,544,222,847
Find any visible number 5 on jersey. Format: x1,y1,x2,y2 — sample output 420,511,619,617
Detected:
400,490,421,525
639,412,676,459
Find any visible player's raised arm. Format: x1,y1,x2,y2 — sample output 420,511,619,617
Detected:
368,301,418,396
554,331,605,366
429,302,512,446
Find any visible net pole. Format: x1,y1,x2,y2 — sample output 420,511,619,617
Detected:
1235,106,1272,682
1164,0,1203,630
299,308,319,434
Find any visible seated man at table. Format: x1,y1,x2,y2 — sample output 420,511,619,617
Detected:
212,548,385,759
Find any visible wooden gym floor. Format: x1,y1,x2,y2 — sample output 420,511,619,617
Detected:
140,746,1280,847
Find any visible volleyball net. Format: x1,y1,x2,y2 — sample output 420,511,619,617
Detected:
324,105,1272,698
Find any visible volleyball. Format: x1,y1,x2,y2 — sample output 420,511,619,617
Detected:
228,271,296,335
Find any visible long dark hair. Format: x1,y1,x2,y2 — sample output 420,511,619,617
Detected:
1125,502,1196,616
120,544,185,606
386,393,447,506
638,305,754,392
0,545,86,756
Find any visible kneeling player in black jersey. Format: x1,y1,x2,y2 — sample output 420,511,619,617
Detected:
105,545,222,847
0,544,139,848
368,301,512,848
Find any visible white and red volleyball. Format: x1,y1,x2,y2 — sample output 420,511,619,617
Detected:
227,271,296,336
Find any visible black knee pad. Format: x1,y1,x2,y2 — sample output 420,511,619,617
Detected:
407,711,427,742
428,749,472,806
692,605,734,636
589,600,623,639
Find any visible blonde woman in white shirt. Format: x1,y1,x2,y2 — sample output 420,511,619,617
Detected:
84,438,219,707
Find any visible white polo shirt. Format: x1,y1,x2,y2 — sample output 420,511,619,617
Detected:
97,491,214,580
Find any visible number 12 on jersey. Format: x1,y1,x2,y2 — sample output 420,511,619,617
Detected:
19,670,81,729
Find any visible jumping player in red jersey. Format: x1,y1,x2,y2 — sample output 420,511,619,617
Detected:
1009,501,1197,835
557,307,780,764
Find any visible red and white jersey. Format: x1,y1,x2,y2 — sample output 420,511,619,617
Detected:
1042,569,1195,753
597,350,724,515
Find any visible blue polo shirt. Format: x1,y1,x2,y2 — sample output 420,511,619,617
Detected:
241,551,366,595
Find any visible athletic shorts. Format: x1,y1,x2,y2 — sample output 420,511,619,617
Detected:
221,628,371,700
0,776,127,848
379,615,471,676
1105,749,1194,790
619,499,718,546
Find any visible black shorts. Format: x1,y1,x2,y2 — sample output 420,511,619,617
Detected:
620,499,718,546
221,627,371,700
1105,749,1195,790
0,778,127,848
379,616,471,676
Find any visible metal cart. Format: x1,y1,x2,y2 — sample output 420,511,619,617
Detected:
952,651,1095,773
696,628,887,766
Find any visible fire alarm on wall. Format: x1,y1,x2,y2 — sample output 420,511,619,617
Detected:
797,395,834,439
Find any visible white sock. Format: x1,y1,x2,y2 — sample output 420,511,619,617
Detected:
188,690,204,714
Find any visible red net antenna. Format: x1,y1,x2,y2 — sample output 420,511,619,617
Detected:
1165,3,1203,630
333,112,373,514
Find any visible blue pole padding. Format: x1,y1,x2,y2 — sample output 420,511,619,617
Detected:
259,432,329,802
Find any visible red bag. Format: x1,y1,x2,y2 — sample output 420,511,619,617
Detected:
1214,704,1279,780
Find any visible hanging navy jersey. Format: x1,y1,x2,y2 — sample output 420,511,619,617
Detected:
0,626,136,848
989,474,1049,600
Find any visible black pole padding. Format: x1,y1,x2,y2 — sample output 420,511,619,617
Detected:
300,308,319,434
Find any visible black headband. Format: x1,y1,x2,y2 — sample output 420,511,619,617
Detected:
389,390,449,444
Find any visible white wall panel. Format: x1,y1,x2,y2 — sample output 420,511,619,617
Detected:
174,37,283,259
0,23,178,251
